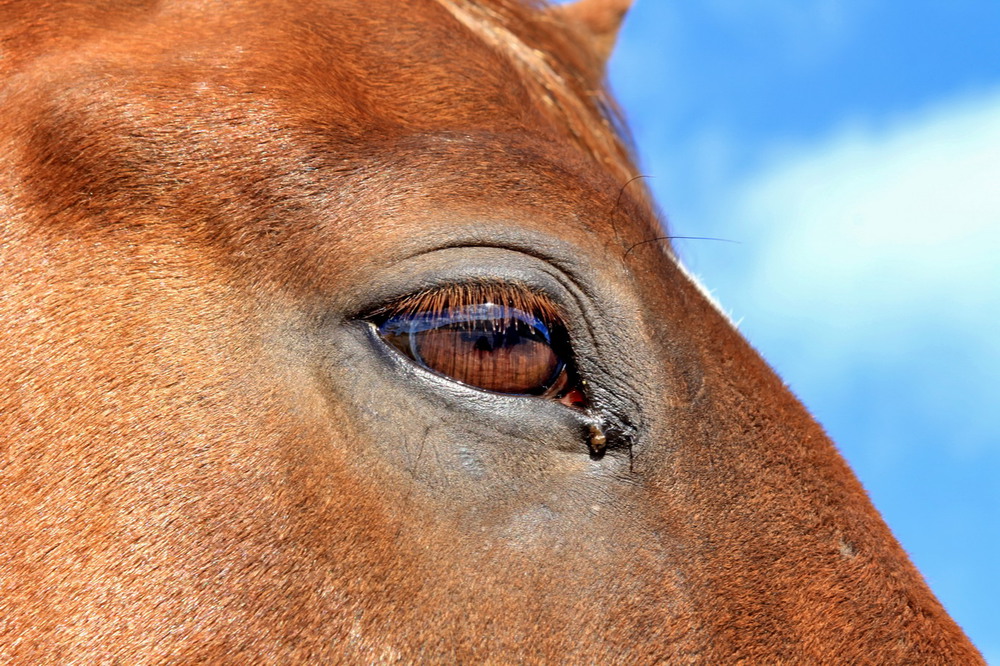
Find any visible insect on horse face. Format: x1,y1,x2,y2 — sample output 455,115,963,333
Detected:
0,0,982,662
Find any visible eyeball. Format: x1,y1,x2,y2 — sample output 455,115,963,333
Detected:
378,303,569,396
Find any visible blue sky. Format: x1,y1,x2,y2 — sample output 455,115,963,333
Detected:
604,1,1000,659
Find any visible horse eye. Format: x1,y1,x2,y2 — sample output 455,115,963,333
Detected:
377,303,570,397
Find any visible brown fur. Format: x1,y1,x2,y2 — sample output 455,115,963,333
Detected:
0,0,982,662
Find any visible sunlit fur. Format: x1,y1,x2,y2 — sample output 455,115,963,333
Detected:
0,0,983,662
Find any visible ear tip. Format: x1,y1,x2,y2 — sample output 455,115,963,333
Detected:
607,0,635,16
564,0,634,19
557,0,633,35
554,0,634,66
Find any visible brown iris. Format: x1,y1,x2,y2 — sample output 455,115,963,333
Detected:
375,284,574,398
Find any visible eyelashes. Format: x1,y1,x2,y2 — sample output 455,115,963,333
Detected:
375,283,564,326
372,282,586,404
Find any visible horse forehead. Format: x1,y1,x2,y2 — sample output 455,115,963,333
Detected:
7,0,614,176
7,1,650,251
8,0,553,133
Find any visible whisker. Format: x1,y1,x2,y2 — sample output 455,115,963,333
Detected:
623,235,740,259
610,174,652,249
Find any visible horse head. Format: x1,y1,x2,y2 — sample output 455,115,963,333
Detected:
0,0,981,661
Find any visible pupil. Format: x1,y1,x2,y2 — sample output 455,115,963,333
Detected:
470,332,498,352
461,320,535,353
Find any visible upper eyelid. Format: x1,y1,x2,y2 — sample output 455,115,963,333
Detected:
380,305,554,338
370,281,567,326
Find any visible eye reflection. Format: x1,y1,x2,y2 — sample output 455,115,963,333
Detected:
379,303,568,396
371,282,590,402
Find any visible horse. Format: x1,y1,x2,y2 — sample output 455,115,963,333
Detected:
0,0,982,661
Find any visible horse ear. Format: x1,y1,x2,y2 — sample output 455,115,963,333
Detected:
551,0,632,70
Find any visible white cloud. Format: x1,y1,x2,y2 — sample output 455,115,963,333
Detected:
712,89,1000,454
734,90,1000,333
